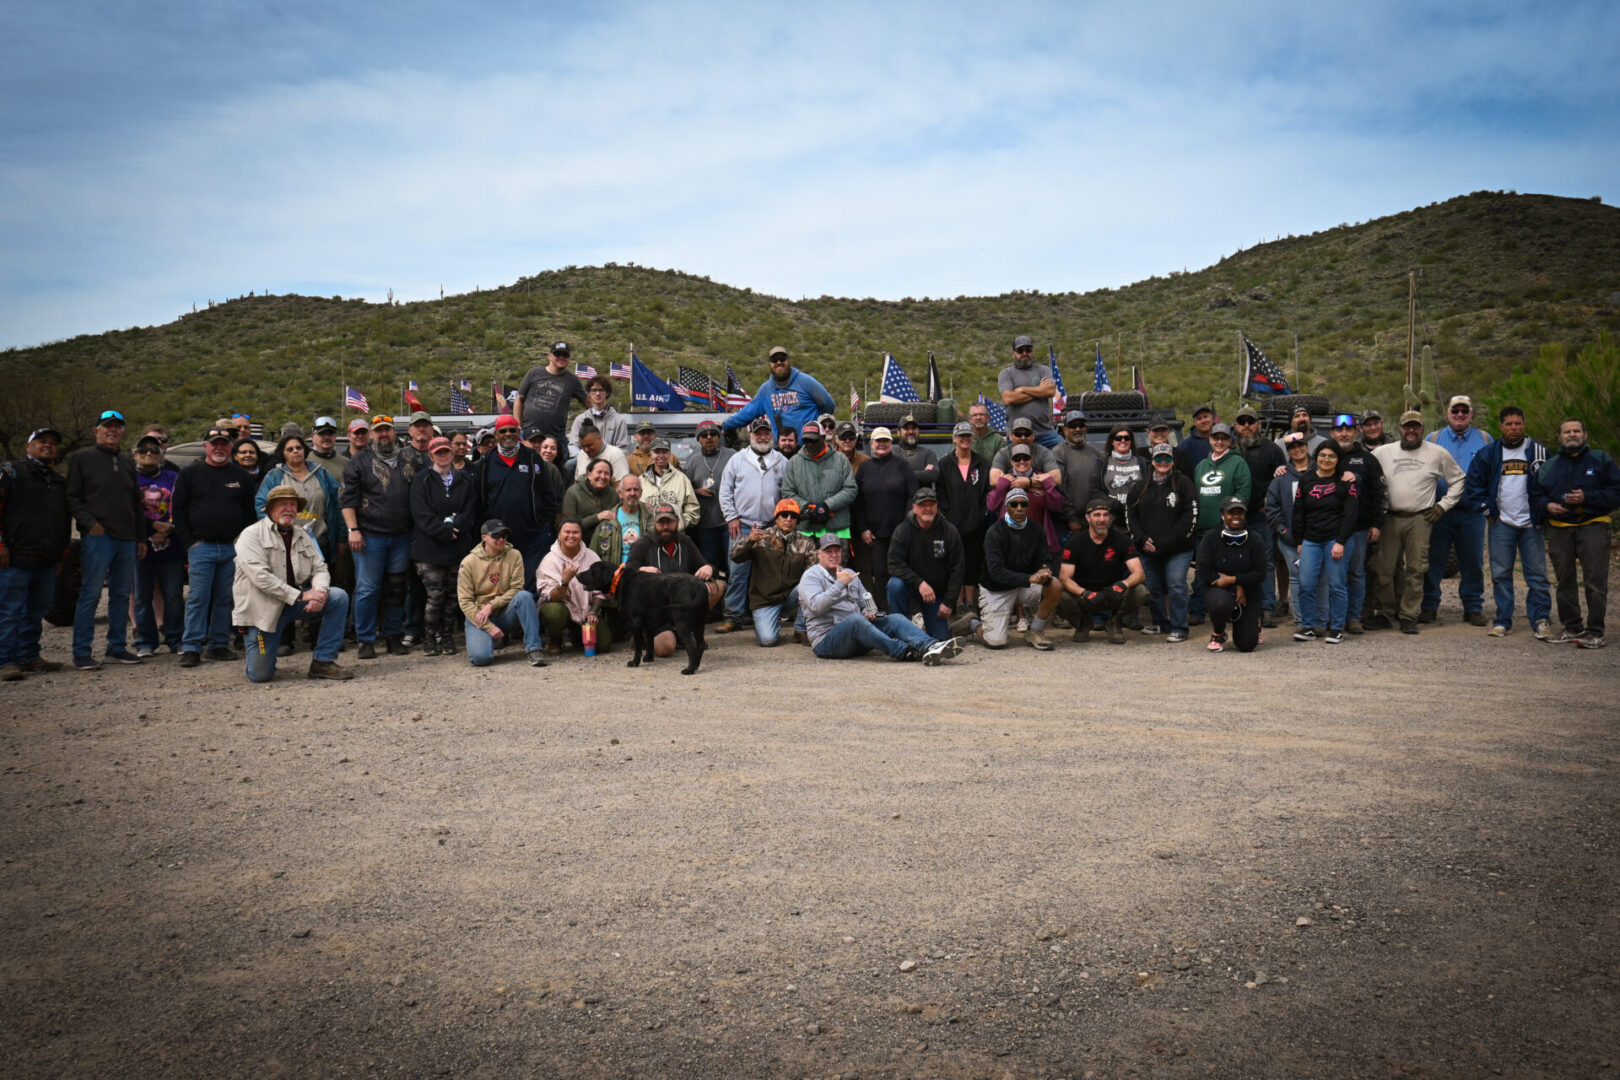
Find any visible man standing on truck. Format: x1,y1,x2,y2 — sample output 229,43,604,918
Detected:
721,346,837,441
513,342,588,446
998,335,1060,449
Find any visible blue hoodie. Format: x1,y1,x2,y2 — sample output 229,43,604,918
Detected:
721,367,837,437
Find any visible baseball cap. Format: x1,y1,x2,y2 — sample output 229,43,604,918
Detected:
817,413,835,426
1192,403,1213,417
749,416,773,432
1361,409,1383,423
652,503,679,521
1085,497,1113,514
818,532,843,549
1149,419,1171,431
494,415,520,431
1009,444,1033,459
475,427,495,442
1399,410,1424,425
1062,410,1088,426
1004,487,1031,503
409,410,433,425
800,422,822,437
870,427,893,441
370,415,395,428
428,436,452,453
650,438,671,452
1448,395,1473,411
313,416,338,432
1013,334,1034,349
27,426,62,443
774,498,801,517
636,420,657,434
901,414,918,426
1233,406,1259,422
348,418,370,432
481,519,511,538
97,409,125,425
205,427,235,443
768,345,788,359
135,435,163,453
1151,446,1174,461
1010,416,1034,433
696,420,720,434
279,421,304,438
836,422,857,438
1209,423,1233,437
550,342,570,356
912,487,938,504
1220,496,1247,514
953,421,973,437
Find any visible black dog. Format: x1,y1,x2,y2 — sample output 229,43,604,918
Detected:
576,562,709,675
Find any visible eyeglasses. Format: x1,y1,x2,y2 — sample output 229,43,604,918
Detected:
1450,406,1471,414
1234,418,1258,425
699,431,720,437
1112,434,1133,442
1013,346,1033,355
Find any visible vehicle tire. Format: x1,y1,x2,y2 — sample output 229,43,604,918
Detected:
1263,393,1331,417
862,402,935,426
1077,391,1147,413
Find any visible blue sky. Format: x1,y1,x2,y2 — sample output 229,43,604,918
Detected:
2,0,1615,349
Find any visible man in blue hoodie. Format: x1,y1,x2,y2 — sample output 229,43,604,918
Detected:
1464,406,1549,638
1532,417,1620,648
1421,395,1492,625
721,346,837,441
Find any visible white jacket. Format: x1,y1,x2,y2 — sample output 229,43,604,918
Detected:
232,515,330,632
719,447,787,527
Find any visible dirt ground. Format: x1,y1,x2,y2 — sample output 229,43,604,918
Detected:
3,587,1617,1080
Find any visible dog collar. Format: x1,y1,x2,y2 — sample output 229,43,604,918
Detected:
609,563,627,597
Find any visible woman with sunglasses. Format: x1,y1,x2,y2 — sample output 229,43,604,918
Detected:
231,437,265,482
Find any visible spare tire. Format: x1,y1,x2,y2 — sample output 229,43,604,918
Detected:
863,402,936,426
1263,393,1331,417
1078,391,1147,413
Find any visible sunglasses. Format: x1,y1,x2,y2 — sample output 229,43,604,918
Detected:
778,512,800,519
1235,418,1258,425
487,533,511,542
699,431,720,437
1450,406,1471,414
1112,434,1133,441
838,433,856,441
1014,346,1033,354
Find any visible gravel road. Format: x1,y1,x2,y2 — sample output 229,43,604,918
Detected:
3,594,1616,1079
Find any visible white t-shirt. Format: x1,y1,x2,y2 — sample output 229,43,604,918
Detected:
1496,444,1531,527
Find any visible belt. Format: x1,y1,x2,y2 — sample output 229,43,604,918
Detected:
1386,509,1425,517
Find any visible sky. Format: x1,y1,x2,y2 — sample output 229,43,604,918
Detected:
1,0,1615,349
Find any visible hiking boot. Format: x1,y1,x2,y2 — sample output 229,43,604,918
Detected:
792,630,811,646
204,646,236,662
1346,620,1364,635
1363,613,1393,631
1025,628,1054,651
1418,609,1437,624
357,641,378,660
22,658,62,672
1071,623,1091,643
712,619,743,634
1464,610,1487,627
277,638,296,658
1105,617,1126,644
1400,620,1419,635
178,650,200,668
385,636,409,656
1261,610,1278,629
0,664,23,681
546,639,563,657
307,659,354,680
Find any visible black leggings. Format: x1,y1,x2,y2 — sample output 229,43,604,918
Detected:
414,561,459,639
1205,585,1262,652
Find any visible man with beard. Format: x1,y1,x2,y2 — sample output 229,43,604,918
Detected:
684,420,736,588
1420,395,1491,627
781,422,857,544
473,414,560,593
715,416,788,634
624,503,722,658
309,417,348,472
1465,406,1549,639
1057,499,1149,646
1328,414,1386,634
1273,406,1326,454
640,438,700,531
998,335,1060,449
340,415,418,658
1053,411,1105,520
968,402,1007,463
1371,411,1466,634
233,486,353,682
173,427,257,667
729,499,818,646
346,418,371,455
721,345,837,445
403,411,436,466
66,410,145,669
627,421,658,476
799,533,964,664
1232,406,1286,627
852,428,917,603
775,426,799,459
886,488,964,642
0,427,72,679
1532,417,1620,648
513,342,588,445
894,415,939,486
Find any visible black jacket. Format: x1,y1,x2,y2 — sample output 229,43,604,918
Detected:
982,517,1055,591
0,457,71,568
852,454,917,539
1237,439,1286,513
1335,444,1387,531
172,461,257,547
887,511,964,606
1125,471,1198,556
65,445,142,541
1195,527,1269,591
1294,475,1360,545
935,451,991,537
410,467,479,565
340,449,418,535
472,445,560,540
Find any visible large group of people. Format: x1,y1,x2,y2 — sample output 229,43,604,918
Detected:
1,340,1615,684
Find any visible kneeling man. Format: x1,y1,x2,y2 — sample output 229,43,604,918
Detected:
233,484,352,681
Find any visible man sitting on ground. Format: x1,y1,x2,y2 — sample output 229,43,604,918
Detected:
623,504,723,657
886,487,964,641
798,533,963,663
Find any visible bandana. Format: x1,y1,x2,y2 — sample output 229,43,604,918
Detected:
1003,511,1028,530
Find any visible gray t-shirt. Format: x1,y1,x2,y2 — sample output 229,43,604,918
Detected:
991,442,1058,475
997,363,1054,436
516,366,587,441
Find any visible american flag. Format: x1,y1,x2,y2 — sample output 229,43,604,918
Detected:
676,365,718,406
344,385,369,412
1092,345,1111,393
1049,346,1067,416
574,362,597,379
724,365,751,411
976,393,1008,433
850,381,861,417
449,379,474,415
879,354,921,403
1241,334,1291,397
609,361,632,380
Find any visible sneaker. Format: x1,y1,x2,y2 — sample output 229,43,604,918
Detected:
73,655,102,670
1532,620,1552,641
277,639,295,658
1166,630,1188,644
527,650,549,667
204,646,236,662
1024,629,1054,651
422,637,441,656
1547,627,1580,644
0,664,23,681
1106,618,1126,645
1418,610,1437,624
1400,620,1419,635
400,634,418,647
712,619,743,634
1488,624,1508,637
357,641,378,660
1015,615,1029,633
1363,614,1393,631
921,636,965,665
1464,610,1487,627
178,650,200,668
793,630,811,646
104,648,142,665
1261,611,1278,629
1207,634,1225,652
1292,628,1317,642
307,659,354,681
135,645,156,659
1325,629,1345,644
22,658,62,673
1346,620,1363,635
1139,624,1164,635
1575,630,1607,649
385,636,409,656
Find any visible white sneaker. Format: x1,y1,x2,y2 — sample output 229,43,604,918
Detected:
1532,620,1551,641
922,636,965,665
1488,624,1508,637
135,645,156,658
1015,615,1029,633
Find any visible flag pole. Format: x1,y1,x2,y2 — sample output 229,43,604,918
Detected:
339,350,346,429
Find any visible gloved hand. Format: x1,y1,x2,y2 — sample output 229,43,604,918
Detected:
1110,580,1129,599
804,502,828,523
1422,505,1445,524
1083,586,1124,611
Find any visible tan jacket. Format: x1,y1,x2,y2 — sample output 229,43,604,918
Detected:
232,515,331,632
639,465,700,529
457,543,526,622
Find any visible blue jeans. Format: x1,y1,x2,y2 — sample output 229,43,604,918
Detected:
182,541,237,652
1343,529,1369,625
0,563,57,667
244,588,350,682
750,591,799,645
1247,516,1276,613
885,577,952,640
1298,539,1350,630
353,532,412,642
516,527,554,594
1187,532,1215,620
465,591,543,665
813,612,936,659
1278,535,1328,624
724,538,752,621
1487,519,1551,630
73,533,136,658
1140,548,1193,634
135,557,185,651
1423,508,1486,613
1034,430,1063,450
